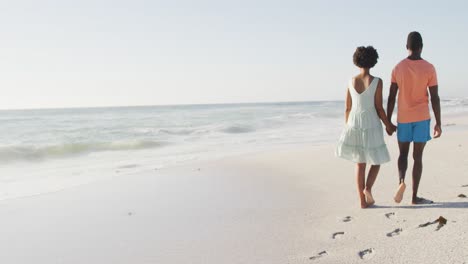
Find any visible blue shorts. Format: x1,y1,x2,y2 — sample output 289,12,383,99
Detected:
397,119,431,143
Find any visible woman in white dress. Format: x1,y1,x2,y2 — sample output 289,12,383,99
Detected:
336,46,396,208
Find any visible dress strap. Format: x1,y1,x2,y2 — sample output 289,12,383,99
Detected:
348,78,355,93
370,77,380,93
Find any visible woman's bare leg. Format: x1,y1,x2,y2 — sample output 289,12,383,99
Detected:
356,163,367,208
364,165,380,205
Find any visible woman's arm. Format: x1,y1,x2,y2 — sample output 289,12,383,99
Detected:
375,79,396,134
345,87,352,123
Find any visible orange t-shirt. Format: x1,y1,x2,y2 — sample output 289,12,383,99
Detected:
391,58,438,123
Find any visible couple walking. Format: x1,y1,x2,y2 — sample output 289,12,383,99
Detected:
336,31,442,208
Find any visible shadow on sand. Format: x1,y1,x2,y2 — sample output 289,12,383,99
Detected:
370,201,468,209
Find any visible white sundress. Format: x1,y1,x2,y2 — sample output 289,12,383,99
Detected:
335,77,390,165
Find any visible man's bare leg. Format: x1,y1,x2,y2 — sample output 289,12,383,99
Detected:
395,142,410,203
412,142,431,204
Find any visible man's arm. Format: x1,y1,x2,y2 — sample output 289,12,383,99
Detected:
387,82,398,126
429,85,442,138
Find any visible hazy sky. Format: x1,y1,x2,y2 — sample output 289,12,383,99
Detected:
1,0,467,109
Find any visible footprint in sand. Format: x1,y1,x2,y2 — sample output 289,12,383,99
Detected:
384,212,395,219
386,228,402,237
332,232,345,239
309,250,328,261
358,248,375,260
341,216,352,222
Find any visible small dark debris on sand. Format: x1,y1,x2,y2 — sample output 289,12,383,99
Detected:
458,194,467,198
462,184,468,187
419,216,447,231
310,250,328,260
128,212,133,216
436,216,447,231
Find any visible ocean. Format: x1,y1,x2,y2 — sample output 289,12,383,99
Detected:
0,99,467,200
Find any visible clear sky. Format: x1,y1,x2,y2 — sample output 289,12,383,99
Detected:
1,0,467,109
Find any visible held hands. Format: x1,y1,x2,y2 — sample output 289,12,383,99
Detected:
386,123,397,136
433,124,442,138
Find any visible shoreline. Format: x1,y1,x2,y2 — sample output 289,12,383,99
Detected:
1,113,467,203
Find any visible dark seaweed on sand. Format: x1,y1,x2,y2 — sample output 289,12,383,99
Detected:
418,216,447,231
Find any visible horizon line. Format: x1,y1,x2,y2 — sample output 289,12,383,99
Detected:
0,99,344,111
0,96,461,111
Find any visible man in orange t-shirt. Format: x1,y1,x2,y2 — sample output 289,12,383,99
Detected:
387,31,442,205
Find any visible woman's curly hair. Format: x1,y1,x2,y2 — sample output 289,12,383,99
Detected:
353,46,379,68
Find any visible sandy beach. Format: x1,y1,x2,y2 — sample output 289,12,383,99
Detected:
1,117,467,264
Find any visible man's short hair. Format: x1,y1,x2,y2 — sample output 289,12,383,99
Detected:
407,31,423,51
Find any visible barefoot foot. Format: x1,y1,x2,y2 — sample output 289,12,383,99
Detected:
412,196,434,205
360,200,368,209
394,182,406,203
363,189,375,206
